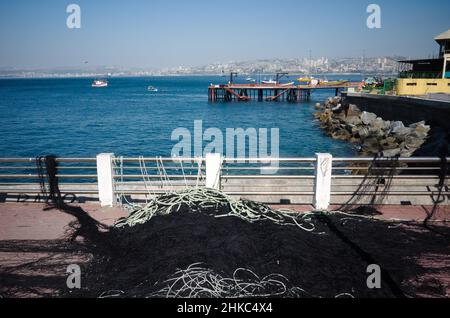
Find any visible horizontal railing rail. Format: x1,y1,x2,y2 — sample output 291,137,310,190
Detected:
0,155,448,208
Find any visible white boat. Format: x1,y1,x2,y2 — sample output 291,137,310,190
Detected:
92,79,108,88
147,86,158,92
262,79,277,85
279,82,295,86
246,77,256,83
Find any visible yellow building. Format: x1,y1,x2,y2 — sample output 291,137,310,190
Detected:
396,29,450,96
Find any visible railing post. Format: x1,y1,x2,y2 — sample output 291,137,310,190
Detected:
205,153,222,190
313,153,333,211
96,153,116,207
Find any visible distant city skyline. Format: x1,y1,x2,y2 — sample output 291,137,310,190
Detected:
0,0,449,70
0,56,403,78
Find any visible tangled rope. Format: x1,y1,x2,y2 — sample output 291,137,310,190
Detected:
149,263,310,298
114,187,317,232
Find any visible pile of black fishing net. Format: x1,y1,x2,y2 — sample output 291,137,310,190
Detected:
59,188,449,298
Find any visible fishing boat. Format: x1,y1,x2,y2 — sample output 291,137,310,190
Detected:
297,77,314,85
147,86,158,92
318,80,349,86
279,82,295,87
262,79,277,85
91,79,108,88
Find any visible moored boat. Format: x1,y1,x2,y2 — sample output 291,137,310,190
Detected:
297,77,314,85
279,82,295,86
91,79,108,88
262,79,277,85
297,77,313,82
319,80,349,86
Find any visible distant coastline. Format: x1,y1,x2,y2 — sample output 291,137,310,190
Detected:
0,71,397,80
0,56,403,79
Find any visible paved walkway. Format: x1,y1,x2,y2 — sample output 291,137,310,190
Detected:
0,202,448,298
0,203,449,241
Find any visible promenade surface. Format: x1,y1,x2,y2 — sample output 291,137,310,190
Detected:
0,202,449,298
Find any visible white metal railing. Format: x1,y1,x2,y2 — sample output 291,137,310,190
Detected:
0,154,448,209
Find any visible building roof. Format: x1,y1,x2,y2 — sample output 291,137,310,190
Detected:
435,29,450,42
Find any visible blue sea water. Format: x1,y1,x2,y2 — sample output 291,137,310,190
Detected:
0,76,360,158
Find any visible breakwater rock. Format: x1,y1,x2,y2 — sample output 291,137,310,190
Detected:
314,97,430,157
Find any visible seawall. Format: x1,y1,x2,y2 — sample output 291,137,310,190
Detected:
342,93,450,131
341,93,450,156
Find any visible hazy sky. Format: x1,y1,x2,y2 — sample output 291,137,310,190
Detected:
0,0,449,69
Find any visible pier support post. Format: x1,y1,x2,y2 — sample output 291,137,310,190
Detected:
206,153,222,190
313,153,332,211
96,153,116,207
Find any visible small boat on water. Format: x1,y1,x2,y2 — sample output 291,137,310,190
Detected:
147,86,158,92
297,77,315,85
297,77,313,82
246,77,256,83
92,79,108,88
318,80,349,86
297,77,348,86
262,79,277,85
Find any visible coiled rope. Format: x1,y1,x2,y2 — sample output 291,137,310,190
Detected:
98,263,354,298
114,187,318,232
150,263,311,298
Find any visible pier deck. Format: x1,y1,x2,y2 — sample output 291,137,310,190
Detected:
208,82,362,102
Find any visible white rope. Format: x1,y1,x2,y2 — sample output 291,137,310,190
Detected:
114,187,318,231
195,157,203,188
157,156,173,189
156,157,165,188
139,156,156,204
114,156,138,209
146,263,354,298
149,263,309,298
178,157,188,188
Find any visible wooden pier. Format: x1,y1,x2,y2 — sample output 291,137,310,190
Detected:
208,82,362,102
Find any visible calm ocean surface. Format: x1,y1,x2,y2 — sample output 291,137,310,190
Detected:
0,76,361,158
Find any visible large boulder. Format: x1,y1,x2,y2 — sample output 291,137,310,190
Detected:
346,104,361,117
344,115,362,126
382,120,392,131
411,122,431,139
409,121,426,129
404,135,425,150
392,126,412,138
356,126,370,139
369,117,387,136
332,104,343,112
331,129,352,141
334,112,347,122
318,109,333,123
379,137,399,150
390,121,404,133
360,111,377,125
361,137,381,153
382,148,402,158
